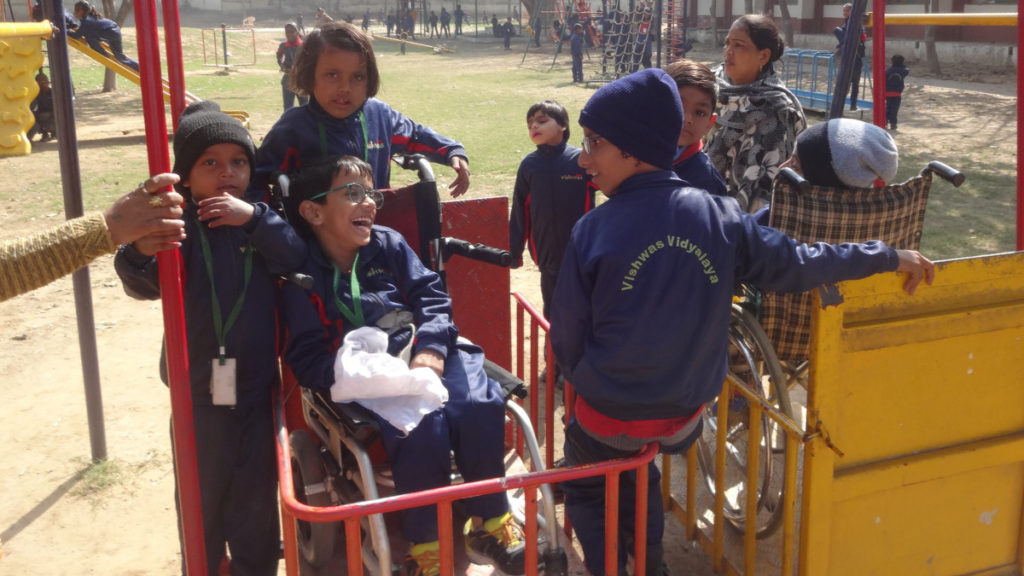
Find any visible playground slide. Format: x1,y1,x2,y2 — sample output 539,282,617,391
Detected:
67,37,249,126
0,22,51,157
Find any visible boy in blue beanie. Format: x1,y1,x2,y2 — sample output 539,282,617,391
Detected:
549,68,935,576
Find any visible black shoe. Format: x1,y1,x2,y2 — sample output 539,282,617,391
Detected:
464,513,527,576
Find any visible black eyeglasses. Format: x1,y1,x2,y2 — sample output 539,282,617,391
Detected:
311,182,384,208
581,135,603,155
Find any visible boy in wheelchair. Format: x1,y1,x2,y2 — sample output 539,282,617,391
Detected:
281,155,527,576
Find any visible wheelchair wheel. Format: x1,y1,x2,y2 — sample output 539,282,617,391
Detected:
695,303,793,539
290,429,336,567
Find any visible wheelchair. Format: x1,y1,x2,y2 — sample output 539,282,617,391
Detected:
277,154,567,574
696,161,966,539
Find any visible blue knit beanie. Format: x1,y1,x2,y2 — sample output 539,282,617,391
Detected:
578,69,683,170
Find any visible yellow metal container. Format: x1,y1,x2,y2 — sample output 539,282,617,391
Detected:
801,251,1024,576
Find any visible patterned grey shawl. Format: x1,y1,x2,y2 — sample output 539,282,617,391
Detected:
706,64,807,212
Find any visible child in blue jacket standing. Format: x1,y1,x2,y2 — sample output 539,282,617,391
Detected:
115,101,307,576
885,54,909,130
256,22,470,198
69,1,139,71
509,100,595,319
570,23,584,83
550,68,935,576
663,58,728,196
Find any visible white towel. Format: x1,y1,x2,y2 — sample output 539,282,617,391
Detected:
331,326,448,434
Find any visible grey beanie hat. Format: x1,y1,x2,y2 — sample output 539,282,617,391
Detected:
172,100,256,197
578,68,683,170
797,119,898,188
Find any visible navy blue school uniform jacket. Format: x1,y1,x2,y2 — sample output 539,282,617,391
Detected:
283,226,460,391
115,202,307,406
255,98,467,195
550,170,899,422
672,145,728,197
68,13,121,40
509,142,595,274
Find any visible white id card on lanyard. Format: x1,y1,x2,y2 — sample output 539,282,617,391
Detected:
211,355,237,406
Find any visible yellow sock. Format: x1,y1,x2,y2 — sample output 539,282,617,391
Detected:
483,511,513,534
410,540,440,555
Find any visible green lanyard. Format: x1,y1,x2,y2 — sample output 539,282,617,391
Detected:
318,110,369,162
332,252,365,328
195,220,254,364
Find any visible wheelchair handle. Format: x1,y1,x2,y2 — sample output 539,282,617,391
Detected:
925,161,966,188
284,272,314,290
274,172,292,198
442,237,512,268
778,167,810,193
393,154,436,183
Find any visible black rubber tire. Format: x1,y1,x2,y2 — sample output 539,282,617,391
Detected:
695,303,793,539
290,429,336,567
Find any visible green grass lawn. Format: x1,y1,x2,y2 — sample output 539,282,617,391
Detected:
5,26,1017,260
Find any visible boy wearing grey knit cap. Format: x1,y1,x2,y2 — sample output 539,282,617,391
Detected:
550,69,935,576
115,100,307,576
782,118,898,188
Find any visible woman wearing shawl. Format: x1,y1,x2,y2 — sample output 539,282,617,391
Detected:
706,14,806,213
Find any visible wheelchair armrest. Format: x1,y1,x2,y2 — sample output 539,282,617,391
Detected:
924,161,966,188
311,390,382,443
483,359,528,401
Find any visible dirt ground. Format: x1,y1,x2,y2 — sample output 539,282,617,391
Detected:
0,27,1017,575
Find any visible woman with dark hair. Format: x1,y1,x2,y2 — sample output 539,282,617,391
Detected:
706,14,806,213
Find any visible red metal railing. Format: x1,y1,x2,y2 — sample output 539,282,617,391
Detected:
274,388,658,576
275,291,657,576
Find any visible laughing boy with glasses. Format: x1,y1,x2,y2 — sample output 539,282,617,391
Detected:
282,155,529,576
550,68,936,576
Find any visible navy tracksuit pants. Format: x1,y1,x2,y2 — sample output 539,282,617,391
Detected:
377,343,509,544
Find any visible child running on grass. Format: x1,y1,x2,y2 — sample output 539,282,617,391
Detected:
256,21,471,197
115,101,307,576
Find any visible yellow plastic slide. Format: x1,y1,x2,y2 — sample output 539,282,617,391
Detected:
0,22,51,157
67,37,249,126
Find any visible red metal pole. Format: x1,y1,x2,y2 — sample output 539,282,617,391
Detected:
133,1,208,574
605,471,620,576
871,0,886,128
161,0,188,124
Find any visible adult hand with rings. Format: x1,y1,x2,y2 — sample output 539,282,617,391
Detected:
106,173,186,250
0,174,185,302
